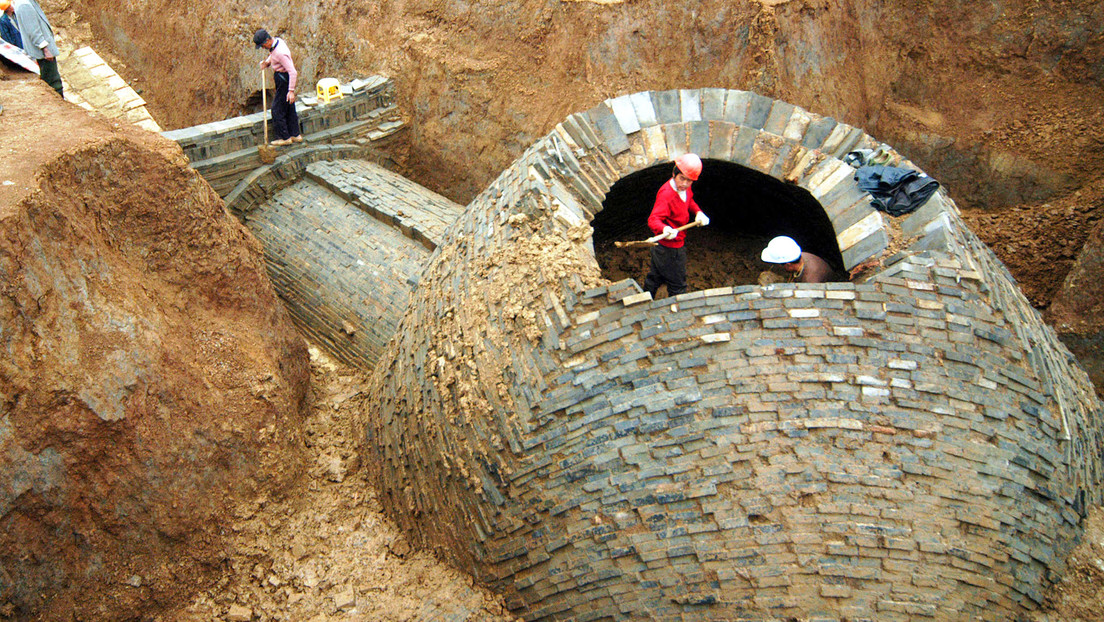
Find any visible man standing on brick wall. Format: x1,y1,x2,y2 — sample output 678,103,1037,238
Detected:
2,0,62,96
254,28,304,146
644,153,710,298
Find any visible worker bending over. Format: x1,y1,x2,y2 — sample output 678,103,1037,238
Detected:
760,236,843,283
254,28,303,146
644,153,710,298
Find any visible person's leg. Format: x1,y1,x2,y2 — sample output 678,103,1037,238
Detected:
665,246,688,296
38,59,63,97
643,246,667,298
286,92,301,139
271,72,290,140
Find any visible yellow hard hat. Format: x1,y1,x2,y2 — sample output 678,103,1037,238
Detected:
0,1,11,11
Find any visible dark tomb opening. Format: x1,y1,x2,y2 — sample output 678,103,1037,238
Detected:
592,159,845,296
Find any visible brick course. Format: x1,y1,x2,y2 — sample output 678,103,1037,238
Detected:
167,84,1104,620
163,77,404,197
361,89,1104,621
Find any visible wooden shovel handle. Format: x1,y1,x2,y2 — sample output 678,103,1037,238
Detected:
644,219,702,243
261,68,268,144
614,220,702,248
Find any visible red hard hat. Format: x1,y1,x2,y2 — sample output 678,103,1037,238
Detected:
675,153,702,181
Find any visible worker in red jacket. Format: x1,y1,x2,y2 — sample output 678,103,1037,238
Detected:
644,153,710,298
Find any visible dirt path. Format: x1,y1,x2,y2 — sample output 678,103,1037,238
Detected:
164,346,516,622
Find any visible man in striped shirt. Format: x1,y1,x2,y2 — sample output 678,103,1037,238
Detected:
254,28,303,146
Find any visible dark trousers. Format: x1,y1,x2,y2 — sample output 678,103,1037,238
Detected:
644,245,687,298
38,58,63,96
271,71,300,139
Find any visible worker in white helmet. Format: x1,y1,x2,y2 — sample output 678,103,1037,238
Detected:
643,153,710,298
760,236,840,283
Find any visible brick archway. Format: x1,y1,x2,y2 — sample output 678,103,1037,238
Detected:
515,89,898,271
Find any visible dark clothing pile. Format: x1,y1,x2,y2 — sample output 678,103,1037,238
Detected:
854,165,940,217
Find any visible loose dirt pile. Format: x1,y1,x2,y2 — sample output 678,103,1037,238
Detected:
597,226,774,296
1031,507,1104,621
164,347,517,622
964,177,1104,310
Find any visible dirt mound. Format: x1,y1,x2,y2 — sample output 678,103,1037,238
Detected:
597,226,773,296
1041,177,1104,396
0,81,309,619
165,347,517,622
1031,506,1104,621
964,176,1104,310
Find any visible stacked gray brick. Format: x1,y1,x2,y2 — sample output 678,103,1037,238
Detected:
232,158,463,368
172,82,1104,620
360,88,1104,622
162,77,404,197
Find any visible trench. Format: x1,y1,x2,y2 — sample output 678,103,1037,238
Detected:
10,37,1104,617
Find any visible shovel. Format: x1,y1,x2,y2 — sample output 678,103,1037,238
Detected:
258,68,276,164
614,220,702,249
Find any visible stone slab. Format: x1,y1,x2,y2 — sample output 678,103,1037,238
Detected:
608,95,642,135
630,91,658,128
679,89,702,122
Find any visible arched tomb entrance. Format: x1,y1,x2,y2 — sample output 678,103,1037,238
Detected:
594,159,844,291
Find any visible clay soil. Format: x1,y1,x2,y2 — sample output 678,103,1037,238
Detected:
596,226,775,296
162,347,516,622
6,0,1104,619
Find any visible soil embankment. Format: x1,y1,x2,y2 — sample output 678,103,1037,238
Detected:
0,79,310,619
55,0,1104,321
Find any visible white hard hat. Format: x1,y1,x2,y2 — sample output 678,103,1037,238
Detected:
761,236,802,264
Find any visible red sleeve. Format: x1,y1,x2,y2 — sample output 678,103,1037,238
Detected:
648,186,672,235
688,192,701,216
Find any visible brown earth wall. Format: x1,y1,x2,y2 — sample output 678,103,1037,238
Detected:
59,0,1104,212
0,82,310,620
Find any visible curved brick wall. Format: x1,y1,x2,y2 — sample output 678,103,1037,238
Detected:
229,150,463,367
364,89,1104,621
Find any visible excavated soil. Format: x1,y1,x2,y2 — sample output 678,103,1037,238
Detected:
6,0,1104,619
964,178,1104,310
0,78,310,619
596,226,775,296
1031,507,1104,621
164,347,516,622
53,0,1104,315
